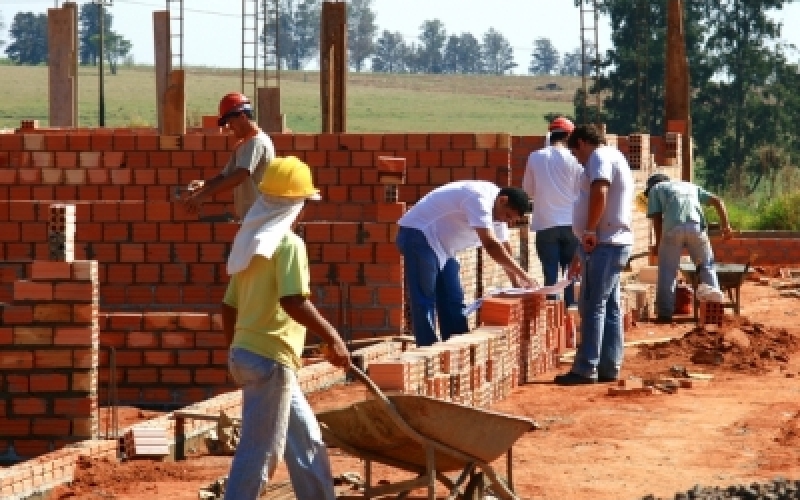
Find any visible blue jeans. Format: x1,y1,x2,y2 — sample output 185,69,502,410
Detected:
396,227,468,347
572,244,632,380
656,223,719,319
224,348,336,500
534,225,579,306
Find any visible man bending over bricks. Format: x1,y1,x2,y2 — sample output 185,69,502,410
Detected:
184,92,276,221
396,180,537,347
644,173,733,323
222,156,351,500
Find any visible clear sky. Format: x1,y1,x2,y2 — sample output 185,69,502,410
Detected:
1,0,799,72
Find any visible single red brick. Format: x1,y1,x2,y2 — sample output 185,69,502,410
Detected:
13,397,47,415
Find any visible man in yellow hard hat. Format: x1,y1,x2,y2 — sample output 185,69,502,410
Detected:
184,92,275,221
222,156,350,500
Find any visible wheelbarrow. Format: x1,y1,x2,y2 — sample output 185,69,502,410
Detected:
317,367,537,500
678,261,751,321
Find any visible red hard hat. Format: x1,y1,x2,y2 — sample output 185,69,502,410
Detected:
548,116,575,134
218,92,251,126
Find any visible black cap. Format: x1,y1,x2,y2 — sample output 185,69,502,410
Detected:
644,173,670,197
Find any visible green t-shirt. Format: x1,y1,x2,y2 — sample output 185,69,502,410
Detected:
647,180,712,234
223,232,310,371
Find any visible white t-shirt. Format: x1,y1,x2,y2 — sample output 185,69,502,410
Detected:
398,181,508,269
572,146,634,245
522,146,582,231
221,130,276,219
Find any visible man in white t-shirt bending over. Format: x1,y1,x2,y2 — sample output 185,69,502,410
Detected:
396,181,536,347
522,116,583,306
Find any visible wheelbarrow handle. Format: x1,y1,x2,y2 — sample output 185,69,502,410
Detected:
350,365,393,406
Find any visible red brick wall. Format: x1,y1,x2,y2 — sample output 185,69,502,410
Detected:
0,260,99,462
711,233,800,265
1,127,759,464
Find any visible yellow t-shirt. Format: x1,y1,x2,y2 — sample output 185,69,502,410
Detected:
223,232,310,371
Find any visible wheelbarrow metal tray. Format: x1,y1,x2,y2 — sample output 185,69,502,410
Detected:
679,262,749,289
317,394,535,473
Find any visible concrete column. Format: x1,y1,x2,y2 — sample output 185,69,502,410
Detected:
664,0,693,181
163,70,186,135
257,87,286,133
153,11,170,133
47,3,78,127
320,2,347,133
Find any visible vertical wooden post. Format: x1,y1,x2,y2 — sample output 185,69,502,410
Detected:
48,3,78,127
163,70,186,135
320,2,347,133
153,11,171,133
257,87,286,133
664,0,693,181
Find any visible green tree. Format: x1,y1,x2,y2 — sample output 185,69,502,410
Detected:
90,31,132,75
78,3,112,66
560,47,583,76
5,12,47,65
0,11,6,50
371,30,407,73
443,33,483,74
529,37,560,75
482,28,516,75
262,0,321,71
347,0,377,71
416,19,447,73
693,0,792,191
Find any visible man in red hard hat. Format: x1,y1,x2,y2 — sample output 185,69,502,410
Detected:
522,115,582,307
184,92,276,221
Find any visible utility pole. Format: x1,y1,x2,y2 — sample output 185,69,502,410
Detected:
93,0,113,126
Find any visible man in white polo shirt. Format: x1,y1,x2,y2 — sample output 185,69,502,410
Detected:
396,181,536,347
555,124,634,385
522,116,583,306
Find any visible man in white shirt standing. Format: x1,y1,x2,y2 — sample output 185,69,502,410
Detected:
555,124,634,385
522,116,583,306
184,92,276,221
396,181,536,347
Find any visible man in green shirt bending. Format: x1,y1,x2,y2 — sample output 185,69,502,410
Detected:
645,173,734,322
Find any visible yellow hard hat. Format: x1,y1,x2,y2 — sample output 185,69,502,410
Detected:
259,156,321,200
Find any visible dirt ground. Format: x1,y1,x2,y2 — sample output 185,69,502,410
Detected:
49,274,800,500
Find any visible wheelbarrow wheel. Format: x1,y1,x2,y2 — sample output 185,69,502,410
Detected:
462,471,485,499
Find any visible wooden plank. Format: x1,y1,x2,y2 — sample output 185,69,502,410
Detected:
153,11,170,133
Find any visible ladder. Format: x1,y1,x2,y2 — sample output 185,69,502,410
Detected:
165,0,183,70
579,0,601,125
262,0,281,88
242,0,259,102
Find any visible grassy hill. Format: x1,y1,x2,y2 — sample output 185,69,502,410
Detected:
0,65,578,135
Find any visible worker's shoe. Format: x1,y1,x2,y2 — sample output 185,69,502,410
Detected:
553,372,596,386
597,376,618,383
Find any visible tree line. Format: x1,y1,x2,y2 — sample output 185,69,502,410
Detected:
1,5,132,74
261,0,584,75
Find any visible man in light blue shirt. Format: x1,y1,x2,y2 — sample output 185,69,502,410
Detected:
645,174,733,322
